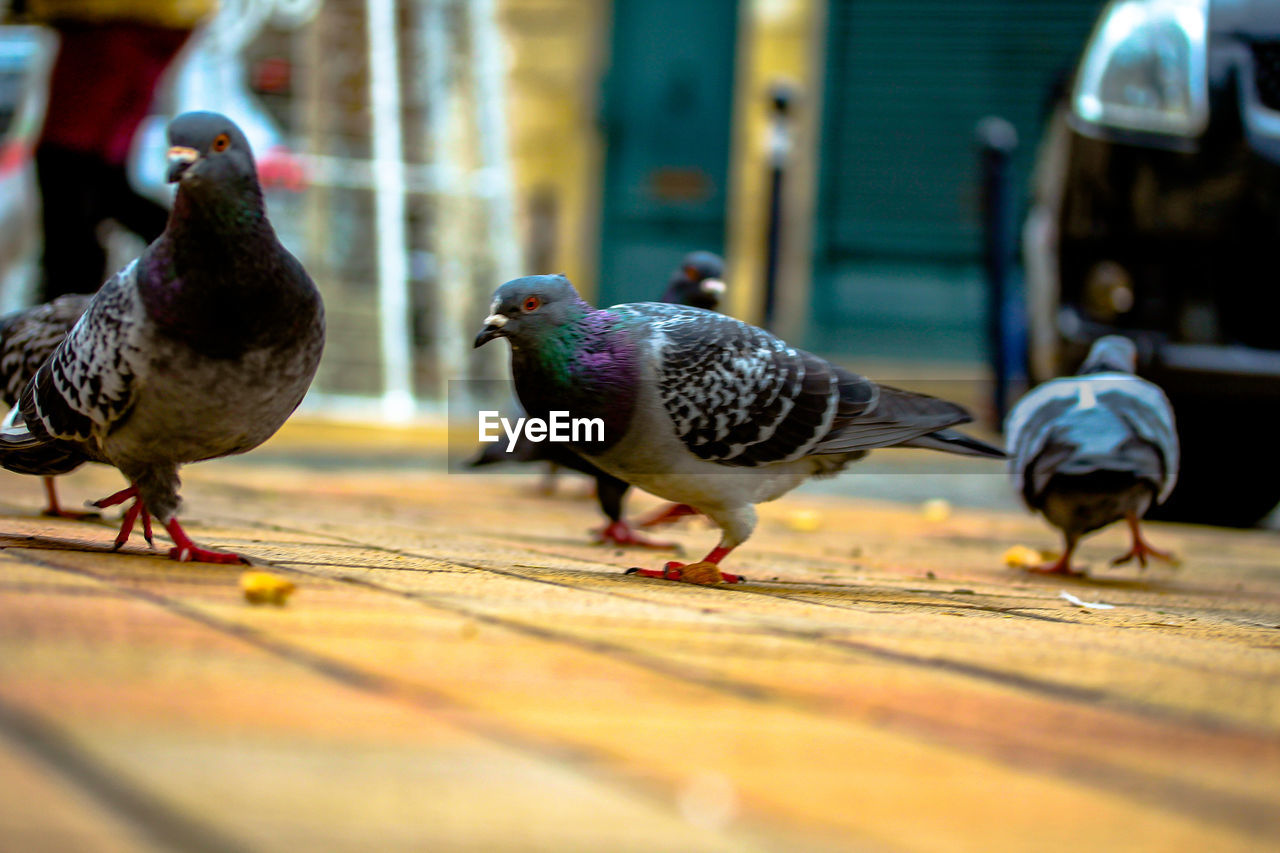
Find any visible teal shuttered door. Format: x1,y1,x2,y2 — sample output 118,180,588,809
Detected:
810,0,1102,360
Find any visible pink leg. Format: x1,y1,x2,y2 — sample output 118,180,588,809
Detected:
163,518,247,565
1112,514,1173,568
92,485,240,563
626,545,743,584
112,500,144,550
41,477,99,520
1027,539,1082,575
637,503,700,528
91,485,139,509
594,519,679,549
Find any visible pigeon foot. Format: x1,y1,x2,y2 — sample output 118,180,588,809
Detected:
1112,516,1176,568
91,486,155,550
625,560,743,585
594,520,678,549
1025,552,1083,576
637,503,700,528
1111,538,1175,568
1027,559,1084,576
164,518,248,565
41,477,99,520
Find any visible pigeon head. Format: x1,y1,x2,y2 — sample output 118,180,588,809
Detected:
1079,335,1138,374
166,111,258,191
474,274,589,349
666,251,726,310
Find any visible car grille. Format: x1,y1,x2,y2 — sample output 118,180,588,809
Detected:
1252,42,1280,111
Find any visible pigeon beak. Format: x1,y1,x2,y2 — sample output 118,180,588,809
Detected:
474,313,509,348
167,146,199,183
700,278,726,296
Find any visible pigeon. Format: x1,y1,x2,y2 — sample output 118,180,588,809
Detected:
0,295,95,517
660,250,726,311
474,274,1004,584
1004,335,1179,574
471,252,729,548
0,111,325,564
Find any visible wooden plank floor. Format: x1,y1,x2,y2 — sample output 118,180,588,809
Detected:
0,419,1277,852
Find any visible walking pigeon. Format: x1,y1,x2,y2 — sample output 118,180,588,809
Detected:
0,111,325,564
0,295,94,517
474,274,1004,584
1004,335,1179,574
471,252,729,548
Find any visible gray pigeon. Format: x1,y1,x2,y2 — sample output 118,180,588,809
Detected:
471,250,730,547
0,111,325,564
0,294,95,516
474,274,1004,584
660,251,726,311
1004,335,1179,574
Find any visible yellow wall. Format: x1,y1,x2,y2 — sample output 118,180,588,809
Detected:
725,0,824,335
501,0,824,316
500,0,610,301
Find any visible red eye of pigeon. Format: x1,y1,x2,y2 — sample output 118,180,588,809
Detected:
523,296,540,312
212,133,231,153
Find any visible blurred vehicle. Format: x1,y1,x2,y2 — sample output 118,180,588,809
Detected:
1023,0,1280,526
0,26,54,313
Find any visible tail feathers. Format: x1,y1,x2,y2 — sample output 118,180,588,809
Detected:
0,406,42,449
902,429,1006,459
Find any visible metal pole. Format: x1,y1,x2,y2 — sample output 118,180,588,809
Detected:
976,116,1018,423
367,0,415,420
762,81,795,331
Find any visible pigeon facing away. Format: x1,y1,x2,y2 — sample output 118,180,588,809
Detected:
0,111,325,564
475,275,1004,584
1005,336,1179,574
471,250,729,548
0,295,94,517
660,251,726,312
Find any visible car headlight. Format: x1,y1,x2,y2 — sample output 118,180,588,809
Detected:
1072,0,1209,139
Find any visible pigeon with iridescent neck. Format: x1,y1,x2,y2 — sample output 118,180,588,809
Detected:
0,111,325,564
471,251,729,549
475,274,1004,584
1005,335,1179,574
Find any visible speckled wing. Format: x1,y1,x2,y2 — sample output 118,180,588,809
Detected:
622,303,887,466
0,294,92,406
16,262,146,448
1005,373,1179,504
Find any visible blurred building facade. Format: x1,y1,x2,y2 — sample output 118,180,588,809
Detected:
4,0,1106,410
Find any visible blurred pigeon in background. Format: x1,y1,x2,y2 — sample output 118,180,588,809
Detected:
660,250,726,312
0,112,324,564
1005,335,1179,574
471,251,729,548
475,275,1004,584
0,294,94,517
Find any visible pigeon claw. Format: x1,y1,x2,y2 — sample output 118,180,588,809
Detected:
168,545,248,565
637,503,700,528
594,520,679,550
164,518,248,565
1026,556,1084,576
624,560,743,585
1111,541,1176,568
1112,516,1177,569
41,477,99,520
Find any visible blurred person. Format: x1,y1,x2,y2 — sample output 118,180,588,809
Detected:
10,0,213,300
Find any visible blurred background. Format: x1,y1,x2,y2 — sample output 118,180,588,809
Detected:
2,0,1277,524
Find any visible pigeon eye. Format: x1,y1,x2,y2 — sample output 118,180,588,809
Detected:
522,296,541,312
212,133,230,153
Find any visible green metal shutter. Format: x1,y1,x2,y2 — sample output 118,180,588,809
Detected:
811,0,1103,359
